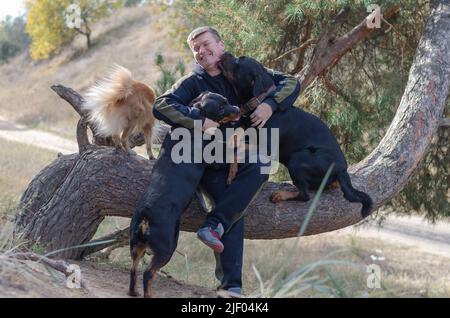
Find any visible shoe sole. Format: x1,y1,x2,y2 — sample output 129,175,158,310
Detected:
197,235,224,253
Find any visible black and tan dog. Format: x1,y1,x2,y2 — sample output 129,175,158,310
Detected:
128,92,239,298
219,52,373,217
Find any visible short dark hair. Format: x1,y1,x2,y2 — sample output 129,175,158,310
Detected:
187,26,222,45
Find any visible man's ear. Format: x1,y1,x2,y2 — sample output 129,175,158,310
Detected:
253,73,274,97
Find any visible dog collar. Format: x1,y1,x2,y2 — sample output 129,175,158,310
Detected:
240,84,276,116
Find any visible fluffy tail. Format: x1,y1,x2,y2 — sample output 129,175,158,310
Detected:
337,171,373,218
82,64,134,137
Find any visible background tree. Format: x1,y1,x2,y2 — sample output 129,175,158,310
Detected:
0,15,29,64
154,53,186,96
25,0,123,60
174,0,449,220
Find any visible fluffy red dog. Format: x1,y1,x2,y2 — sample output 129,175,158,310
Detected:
82,65,157,159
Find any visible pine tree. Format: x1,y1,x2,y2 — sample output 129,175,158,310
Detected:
174,0,449,219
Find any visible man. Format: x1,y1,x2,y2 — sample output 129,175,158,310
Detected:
153,26,300,295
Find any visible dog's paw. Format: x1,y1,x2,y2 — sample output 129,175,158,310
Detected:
270,190,301,203
114,144,126,154
270,191,284,203
126,149,137,156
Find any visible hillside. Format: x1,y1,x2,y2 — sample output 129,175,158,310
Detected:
0,5,191,139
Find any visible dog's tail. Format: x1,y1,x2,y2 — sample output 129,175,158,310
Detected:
82,64,135,137
336,170,373,218
130,213,150,243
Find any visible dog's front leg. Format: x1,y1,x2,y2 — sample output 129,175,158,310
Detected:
112,134,126,152
226,127,246,185
120,125,134,155
227,161,238,185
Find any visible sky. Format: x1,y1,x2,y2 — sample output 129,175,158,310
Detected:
0,0,26,21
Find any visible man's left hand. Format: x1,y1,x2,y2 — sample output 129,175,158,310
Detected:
250,103,273,128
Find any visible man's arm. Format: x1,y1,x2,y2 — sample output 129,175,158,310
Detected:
263,68,301,113
250,68,301,128
153,75,205,129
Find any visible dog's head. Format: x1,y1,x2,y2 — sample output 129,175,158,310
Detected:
219,52,274,100
191,92,240,124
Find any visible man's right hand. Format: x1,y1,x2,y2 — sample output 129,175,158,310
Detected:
203,118,220,134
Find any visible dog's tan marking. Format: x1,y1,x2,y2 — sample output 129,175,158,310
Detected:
327,180,340,189
139,219,149,235
270,190,300,203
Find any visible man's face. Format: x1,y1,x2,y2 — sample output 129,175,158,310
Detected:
190,32,225,71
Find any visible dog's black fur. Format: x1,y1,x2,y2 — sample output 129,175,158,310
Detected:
128,92,239,298
219,52,373,217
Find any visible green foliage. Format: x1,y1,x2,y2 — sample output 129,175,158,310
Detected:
389,124,450,220
0,15,29,64
154,53,186,96
174,0,448,219
123,0,143,6
25,0,123,60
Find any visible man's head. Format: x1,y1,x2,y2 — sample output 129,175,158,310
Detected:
187,26,225,73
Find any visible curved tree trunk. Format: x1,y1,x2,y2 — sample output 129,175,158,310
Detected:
14,1,450,259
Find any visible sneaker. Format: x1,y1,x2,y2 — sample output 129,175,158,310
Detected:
197,223,224,253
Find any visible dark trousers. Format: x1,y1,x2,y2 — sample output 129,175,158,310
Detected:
199,160,269,289
144,132,269,289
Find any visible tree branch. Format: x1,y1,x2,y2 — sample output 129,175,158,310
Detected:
10,252,91,292
298,6,401,90
268,39,316,66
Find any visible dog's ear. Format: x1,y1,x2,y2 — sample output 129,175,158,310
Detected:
253,72,274,97
191,91,209,106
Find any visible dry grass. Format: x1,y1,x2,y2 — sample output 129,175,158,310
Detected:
96,223,450,298
0,138,58,221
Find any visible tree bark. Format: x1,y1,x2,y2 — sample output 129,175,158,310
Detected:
14,0,450,259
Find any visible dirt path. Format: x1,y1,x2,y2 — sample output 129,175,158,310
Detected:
338,215,450,258
73,261,216,298
0,116,78,154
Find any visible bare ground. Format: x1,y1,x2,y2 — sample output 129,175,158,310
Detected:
0,258,216,298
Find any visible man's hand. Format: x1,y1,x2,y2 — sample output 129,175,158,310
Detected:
251,103,273,128
203,118,220,135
